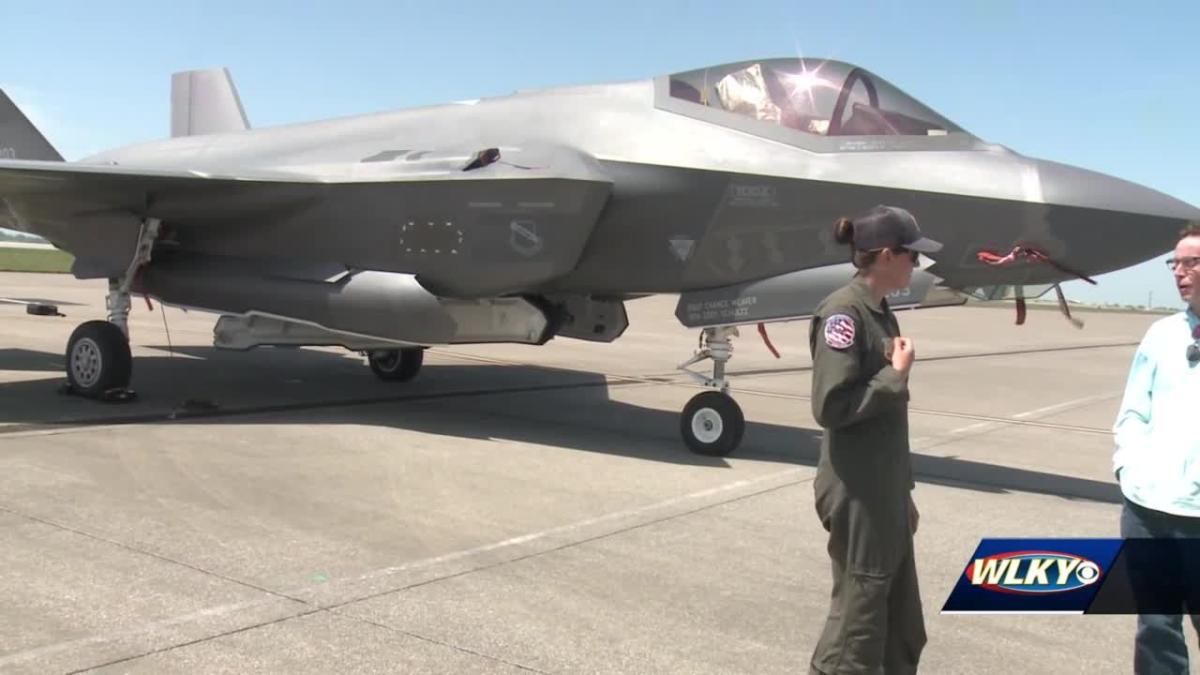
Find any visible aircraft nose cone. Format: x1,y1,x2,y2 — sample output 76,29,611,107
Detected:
1036,159,1200,223
1034,159,1199,277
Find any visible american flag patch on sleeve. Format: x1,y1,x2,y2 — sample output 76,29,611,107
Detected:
823,313,856,350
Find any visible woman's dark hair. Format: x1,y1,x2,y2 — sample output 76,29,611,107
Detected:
833,217,855,246
834,217,883,270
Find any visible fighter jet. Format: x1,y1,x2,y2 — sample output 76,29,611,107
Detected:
1,58,1196,456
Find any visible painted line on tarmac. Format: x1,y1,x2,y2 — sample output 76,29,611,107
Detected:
909,391,1120,450
0,466,807,673
307,466,807,607
1009,393,1116,419
730,386,1116,436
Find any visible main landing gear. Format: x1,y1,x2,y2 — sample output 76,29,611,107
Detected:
677,326,745,457
65,320,132,398
366,347,425,382
63,218,160,401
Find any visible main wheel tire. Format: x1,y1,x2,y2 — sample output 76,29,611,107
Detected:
65,320,132,398
680,391,745,457
367,348,424,382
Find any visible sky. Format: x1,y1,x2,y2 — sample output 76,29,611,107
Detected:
1,0,1196,308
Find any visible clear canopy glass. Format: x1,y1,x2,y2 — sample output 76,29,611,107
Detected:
669,59,964,137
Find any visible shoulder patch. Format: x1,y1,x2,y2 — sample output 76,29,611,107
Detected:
823,313,857,350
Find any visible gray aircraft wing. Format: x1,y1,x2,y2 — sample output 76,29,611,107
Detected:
0,141,609,213
0,157,319,214
0,145,614,294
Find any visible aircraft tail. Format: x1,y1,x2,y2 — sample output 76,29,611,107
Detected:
171,68,250,137
0,90,64,161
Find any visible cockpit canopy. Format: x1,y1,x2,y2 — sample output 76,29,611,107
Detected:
668,59,964,137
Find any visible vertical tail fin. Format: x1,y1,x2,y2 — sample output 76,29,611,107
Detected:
171,68,250,137
0,90,63,161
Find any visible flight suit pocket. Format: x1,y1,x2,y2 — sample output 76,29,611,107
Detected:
814,470,850,532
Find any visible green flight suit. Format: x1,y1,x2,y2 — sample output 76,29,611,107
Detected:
807,276,926,675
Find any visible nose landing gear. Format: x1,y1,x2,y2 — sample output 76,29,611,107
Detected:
677,326,745,456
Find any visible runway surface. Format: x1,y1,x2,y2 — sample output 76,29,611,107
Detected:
0,272,1190,674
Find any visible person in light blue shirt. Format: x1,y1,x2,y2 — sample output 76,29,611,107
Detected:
1112,223,1200,674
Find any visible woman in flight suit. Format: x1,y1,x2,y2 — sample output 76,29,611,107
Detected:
807,205,942,675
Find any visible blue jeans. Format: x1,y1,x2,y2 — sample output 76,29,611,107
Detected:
1120,499,1200,675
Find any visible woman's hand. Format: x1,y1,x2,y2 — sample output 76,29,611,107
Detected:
892,337,915,375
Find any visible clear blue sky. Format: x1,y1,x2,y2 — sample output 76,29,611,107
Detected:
2,0,1196,308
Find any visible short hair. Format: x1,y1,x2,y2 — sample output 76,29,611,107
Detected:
1181,224,1200,243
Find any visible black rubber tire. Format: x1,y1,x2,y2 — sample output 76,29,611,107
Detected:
65,320,132,398
680,391,745,457
367,348,424,382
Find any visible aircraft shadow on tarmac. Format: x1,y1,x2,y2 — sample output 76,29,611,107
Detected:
0,348,65,372
0,345,1121,503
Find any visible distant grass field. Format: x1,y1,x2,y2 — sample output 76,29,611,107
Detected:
0,247,73,273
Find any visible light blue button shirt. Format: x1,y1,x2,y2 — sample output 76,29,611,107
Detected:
1113,309,1200,517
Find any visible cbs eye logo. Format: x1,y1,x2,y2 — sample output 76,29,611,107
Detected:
1075,561,1100,584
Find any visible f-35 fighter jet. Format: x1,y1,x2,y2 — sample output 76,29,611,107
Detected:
1,58,1196,455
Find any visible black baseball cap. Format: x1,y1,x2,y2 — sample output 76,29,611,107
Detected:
851,205,943,254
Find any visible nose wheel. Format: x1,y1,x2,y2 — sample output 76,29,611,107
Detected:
681,390,744,456
677,326,746,457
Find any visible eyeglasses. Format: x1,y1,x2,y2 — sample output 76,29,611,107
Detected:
860,247,920,266
1165,256,1200,271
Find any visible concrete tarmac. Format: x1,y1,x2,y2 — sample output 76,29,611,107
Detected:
0,272,1193,674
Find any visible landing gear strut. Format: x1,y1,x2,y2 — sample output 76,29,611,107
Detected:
677,326,745,456
63,218,160,400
